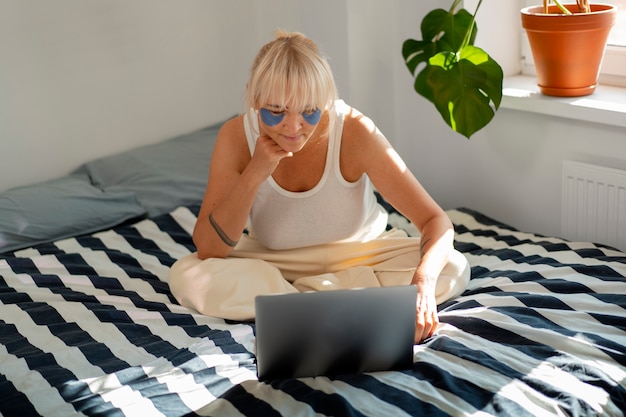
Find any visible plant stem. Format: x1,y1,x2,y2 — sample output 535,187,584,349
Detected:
578,0,590,13
460,0,482,51
551,0,573,14
449,0,462,14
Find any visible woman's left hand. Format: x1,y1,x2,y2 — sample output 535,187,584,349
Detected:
413,274,439,343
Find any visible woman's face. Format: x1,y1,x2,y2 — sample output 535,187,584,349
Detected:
258,103,323,154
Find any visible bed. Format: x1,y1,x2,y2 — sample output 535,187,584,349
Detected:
1,119,625,417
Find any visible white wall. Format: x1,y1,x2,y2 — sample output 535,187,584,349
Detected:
0,1,250,191
2,0,625,243
0,0,348,193
382,0,626,236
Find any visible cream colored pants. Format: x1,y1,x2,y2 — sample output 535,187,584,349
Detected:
168,229,470,321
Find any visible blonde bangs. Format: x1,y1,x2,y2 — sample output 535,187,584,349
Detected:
255,61,333,113
246,32,337,114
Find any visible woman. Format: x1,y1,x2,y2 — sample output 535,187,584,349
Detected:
169,31,470,343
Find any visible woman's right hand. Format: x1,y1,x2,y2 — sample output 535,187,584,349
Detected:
246,135,293,181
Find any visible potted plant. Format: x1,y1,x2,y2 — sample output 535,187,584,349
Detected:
521,0,617,97
402,0,503,139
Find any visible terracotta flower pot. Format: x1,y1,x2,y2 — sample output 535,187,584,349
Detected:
521,3,616,97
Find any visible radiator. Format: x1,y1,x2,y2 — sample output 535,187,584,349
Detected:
562,161,626,252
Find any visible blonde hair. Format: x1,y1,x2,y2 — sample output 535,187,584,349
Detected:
245,31,338,117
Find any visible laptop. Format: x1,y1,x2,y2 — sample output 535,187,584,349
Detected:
254,285,417,381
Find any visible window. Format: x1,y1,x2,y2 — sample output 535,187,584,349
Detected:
601,0,626,86
520,0,626,87
607,0,626,47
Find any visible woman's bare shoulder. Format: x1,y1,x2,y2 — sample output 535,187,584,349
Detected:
339,104,393,180
212,115,250,169
213,115,248,151
218,114,245,139
341,105,389,152
342,104,383,139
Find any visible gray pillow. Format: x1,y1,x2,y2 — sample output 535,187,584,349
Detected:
74,120,228,217
0,174,146,253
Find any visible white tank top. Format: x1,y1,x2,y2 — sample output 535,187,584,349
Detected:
243,100,388,250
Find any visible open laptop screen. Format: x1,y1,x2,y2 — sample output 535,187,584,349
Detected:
255,285,417,381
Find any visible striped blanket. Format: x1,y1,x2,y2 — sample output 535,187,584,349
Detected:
1,204,625,416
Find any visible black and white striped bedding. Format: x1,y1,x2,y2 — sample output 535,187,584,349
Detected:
1,203,625,416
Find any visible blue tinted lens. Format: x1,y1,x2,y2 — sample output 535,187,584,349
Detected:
302,109,321,125
260,108,285,126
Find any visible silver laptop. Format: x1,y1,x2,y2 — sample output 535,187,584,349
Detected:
254,285,417,381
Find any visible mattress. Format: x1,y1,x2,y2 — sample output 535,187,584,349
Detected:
1,200,624,416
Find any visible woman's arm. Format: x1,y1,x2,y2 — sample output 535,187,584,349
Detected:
341,107,454,343
193,117,291,259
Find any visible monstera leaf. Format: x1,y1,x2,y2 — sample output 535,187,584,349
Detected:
402,2,503,138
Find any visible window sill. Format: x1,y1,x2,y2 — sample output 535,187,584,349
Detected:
502,75,626,129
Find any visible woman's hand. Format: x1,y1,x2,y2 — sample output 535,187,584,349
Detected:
413,272,439,343
246,135,292,182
